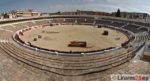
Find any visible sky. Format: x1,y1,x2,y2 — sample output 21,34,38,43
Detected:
0,0,150,14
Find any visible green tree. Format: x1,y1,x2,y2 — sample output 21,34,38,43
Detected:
116,8,121,17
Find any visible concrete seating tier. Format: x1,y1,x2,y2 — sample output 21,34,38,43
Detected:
134,35,150,43
0,41,136,75
35,20,50,25
21,22,36,27
0,30,13,40
110,22,125,27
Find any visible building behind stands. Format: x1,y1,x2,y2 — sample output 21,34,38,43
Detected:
46,10,150,21
112,12,149,19
49,10,110,16
11,9,39,17
1,9,40,19
1,9,150,21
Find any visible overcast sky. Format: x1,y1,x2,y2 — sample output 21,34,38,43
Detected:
0,0,150,13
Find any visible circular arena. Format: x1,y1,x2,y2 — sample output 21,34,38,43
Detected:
17,25,128,52
0,15,150,81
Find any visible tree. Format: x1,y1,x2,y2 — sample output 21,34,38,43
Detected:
57,11,61,15
116,8,121,17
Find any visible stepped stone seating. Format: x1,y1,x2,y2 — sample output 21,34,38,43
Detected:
101,18,126,23
65,18,76,23
102,17,150,28
139,27,148,32
51,18,65,23
1,25,14,31
123,24,141,33
35,20,50,25
1,24,27,32
0,44,148,81
0,39,136,75
78,18,94,25
76,18,85,23
13,23,28,30
111,22,125,27
95,20,112,25
51,18,94,25
85,19,94,24
135,22,150,27
0,46,50,81
0,30,13,40
22,22,36,27
134,35,150,43
94,19,149,35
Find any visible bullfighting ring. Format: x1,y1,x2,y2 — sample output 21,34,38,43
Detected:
11,20,136,76
6,16,143,78
19,25,128,52
0,16,149,81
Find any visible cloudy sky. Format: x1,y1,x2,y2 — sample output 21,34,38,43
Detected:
0,0,150,13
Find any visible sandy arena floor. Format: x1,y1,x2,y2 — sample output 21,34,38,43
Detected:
20,25,128,52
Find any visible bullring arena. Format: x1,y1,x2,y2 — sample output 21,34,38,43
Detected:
0,15,150,81
19,25,128,52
